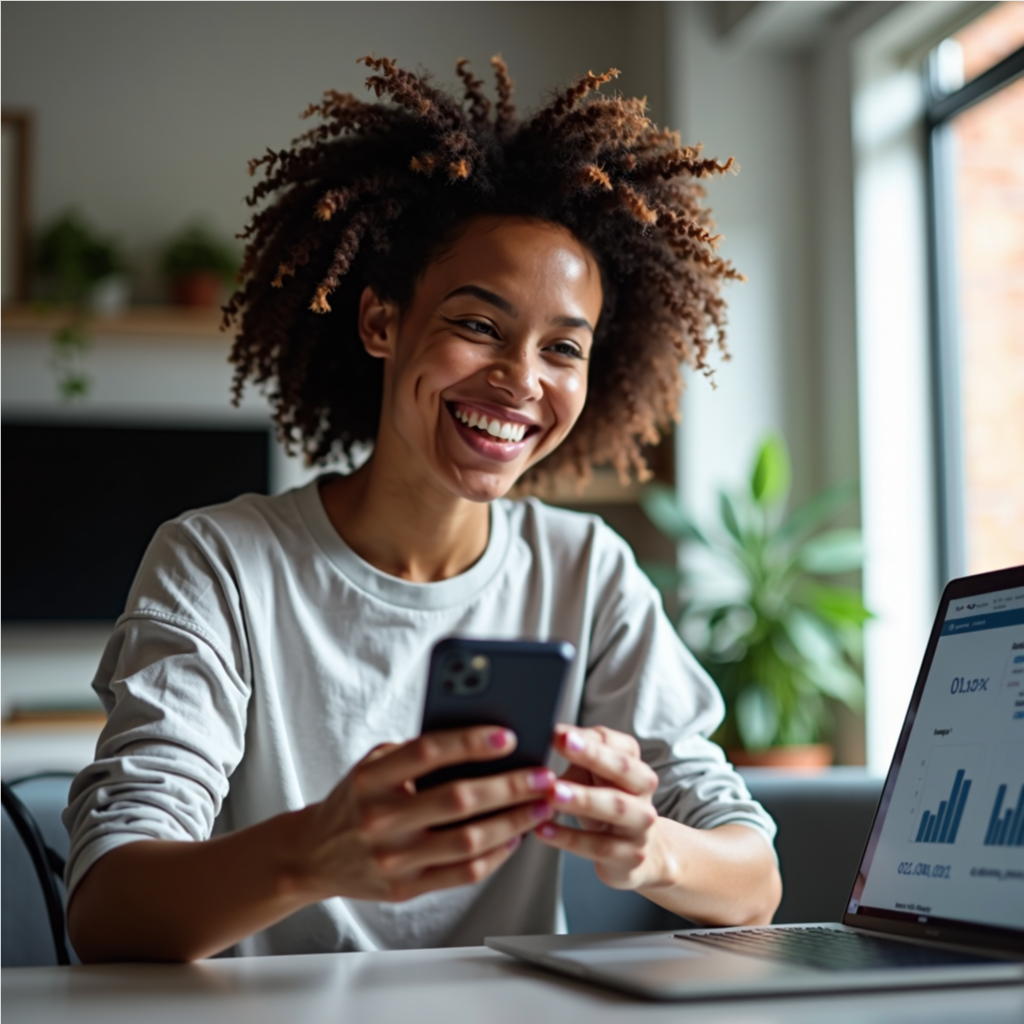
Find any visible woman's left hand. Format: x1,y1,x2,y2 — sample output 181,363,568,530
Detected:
534,724,671,892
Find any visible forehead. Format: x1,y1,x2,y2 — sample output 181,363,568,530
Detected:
419,216,602,313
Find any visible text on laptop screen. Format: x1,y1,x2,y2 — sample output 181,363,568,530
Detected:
852,583,1024,931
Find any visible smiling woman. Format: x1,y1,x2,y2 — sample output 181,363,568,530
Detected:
61,57,780,964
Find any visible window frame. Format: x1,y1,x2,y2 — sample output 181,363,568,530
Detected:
925,42,1024,581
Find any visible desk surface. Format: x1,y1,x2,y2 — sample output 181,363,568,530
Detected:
3,946,1023,1024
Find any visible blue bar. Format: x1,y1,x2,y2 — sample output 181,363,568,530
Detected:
986,785,1007,846
916,811,931,842
934,801,948,841
941,607,1024,636
938,771,965,843
1008,786,1024,847
1015,806,1024,847
998,811,1013,846
948,779,971,843
924,815,937,842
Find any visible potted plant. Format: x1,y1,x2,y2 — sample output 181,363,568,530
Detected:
34,211,128,398
160,224,237,307
640,434,871,768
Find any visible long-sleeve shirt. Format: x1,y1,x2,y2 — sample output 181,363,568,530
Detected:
63,477,776,955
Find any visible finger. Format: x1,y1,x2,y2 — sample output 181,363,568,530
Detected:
385,835,524,902
550,780,657,835
362,765,556,837
554,724,640,758
555,729,658,797
533,821,645,872
372,800,554,876
354,726,518,795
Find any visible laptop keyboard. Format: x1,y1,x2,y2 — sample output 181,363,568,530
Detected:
680,927,997,971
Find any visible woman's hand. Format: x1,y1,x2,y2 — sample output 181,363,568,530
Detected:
296,726,556,903
532,724,669,892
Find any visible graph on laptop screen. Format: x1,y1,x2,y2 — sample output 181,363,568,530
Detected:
852,583,1024,931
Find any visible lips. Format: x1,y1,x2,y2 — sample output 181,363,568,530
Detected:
445,401,539,463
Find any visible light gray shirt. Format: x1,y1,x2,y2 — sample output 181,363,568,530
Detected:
63,478,775,955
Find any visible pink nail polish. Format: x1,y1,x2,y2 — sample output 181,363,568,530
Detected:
531,801,552,819
529,769,552,791
554,781,573,804
488,729,512,749
537,823,558,839
565,730,585,753
506,835,522,851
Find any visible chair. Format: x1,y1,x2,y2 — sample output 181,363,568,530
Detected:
1,773,77,967
562,769,883,932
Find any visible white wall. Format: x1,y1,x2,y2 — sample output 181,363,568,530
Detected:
2,1,662,300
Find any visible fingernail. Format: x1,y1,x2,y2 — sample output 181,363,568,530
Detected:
531,801,553,819
553,781,573,804
537,823,558,839
529,769,553,791
488,729,513,750
565,730,585,753
506,835,522,851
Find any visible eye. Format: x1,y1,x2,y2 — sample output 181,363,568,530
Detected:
448,317,498,338
546,340,586,360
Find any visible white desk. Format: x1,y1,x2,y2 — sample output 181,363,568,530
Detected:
3,946,1023,1023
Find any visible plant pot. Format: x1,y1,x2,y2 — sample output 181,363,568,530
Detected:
172,271,224,307
728,743,833,771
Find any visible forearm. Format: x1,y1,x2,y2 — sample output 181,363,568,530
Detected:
638,821,782,927
67,806,324,963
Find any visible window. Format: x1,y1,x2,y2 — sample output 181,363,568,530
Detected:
929,2,1024,578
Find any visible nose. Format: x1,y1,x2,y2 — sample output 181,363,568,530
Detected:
486,343,543,403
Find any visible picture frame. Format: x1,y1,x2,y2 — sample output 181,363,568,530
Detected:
2,109,33,304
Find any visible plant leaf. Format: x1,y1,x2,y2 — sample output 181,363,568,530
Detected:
640,484,708,545
639,562,684,595
776,479,857,546
799,583,874,625
719,491,743,543
736,686,779,751
798,529,865,574
750,433,791,508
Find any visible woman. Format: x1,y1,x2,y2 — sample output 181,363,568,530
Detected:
64,57,781,962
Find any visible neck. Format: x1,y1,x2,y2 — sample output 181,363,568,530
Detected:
319,455,491,583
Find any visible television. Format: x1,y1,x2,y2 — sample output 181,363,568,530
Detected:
3,421,272,622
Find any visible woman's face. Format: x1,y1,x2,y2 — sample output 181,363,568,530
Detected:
360,216,603,503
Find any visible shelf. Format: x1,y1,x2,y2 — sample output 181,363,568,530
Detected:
1,303,229,340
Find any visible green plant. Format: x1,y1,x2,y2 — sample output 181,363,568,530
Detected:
160,224,237,282
641,434,871,752
34,212,126,399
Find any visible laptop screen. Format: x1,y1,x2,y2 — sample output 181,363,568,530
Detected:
847,577,1024,939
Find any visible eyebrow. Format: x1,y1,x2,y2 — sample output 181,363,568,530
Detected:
443,285,595,334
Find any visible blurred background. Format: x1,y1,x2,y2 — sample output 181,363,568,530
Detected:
3,2,1022,779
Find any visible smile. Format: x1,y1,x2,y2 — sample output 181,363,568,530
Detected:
449,404,532,443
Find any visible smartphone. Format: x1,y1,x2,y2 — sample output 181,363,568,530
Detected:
417,637,576,791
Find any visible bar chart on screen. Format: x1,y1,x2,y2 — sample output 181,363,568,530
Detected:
982,744,1024,848
908,744,989,845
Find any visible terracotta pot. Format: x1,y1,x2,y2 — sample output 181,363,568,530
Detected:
172,271,224,307
728,743,833,772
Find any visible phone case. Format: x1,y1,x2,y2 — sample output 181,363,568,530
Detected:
418,637,575,790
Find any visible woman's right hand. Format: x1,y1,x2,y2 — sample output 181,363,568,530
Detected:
293,726,556,903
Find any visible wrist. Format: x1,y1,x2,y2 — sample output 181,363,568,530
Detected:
636,817,684,894
265,803,336,904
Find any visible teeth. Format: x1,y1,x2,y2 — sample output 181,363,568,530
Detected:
453,406,528,443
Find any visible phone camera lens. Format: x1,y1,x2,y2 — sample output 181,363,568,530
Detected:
451,660,464,673
465,676,480,689
443,679,455,693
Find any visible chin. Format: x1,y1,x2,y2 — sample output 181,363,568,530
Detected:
448,468,521,504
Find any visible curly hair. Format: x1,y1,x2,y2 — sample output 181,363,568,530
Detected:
224,56,740,488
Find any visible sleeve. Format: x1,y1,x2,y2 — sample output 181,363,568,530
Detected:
579,528,777,850
61,518,253,898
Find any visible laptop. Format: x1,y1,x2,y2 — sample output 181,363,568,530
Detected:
487,565,1024,1000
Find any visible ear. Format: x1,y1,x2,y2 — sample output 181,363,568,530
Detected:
357,285,398,359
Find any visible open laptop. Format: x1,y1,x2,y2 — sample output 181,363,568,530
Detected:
487,564,1024,1000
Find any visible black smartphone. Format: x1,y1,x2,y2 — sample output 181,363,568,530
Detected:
417,637,575,791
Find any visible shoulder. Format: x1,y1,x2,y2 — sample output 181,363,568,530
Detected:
499,497,646,587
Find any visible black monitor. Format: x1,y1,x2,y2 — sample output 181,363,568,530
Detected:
3,421,271,622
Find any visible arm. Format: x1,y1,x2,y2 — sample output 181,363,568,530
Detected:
533,725,781,926
68,727,557,963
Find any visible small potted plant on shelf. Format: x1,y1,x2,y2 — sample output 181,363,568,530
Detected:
34,211,128,398
160,224,238,307
641,434,871,769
